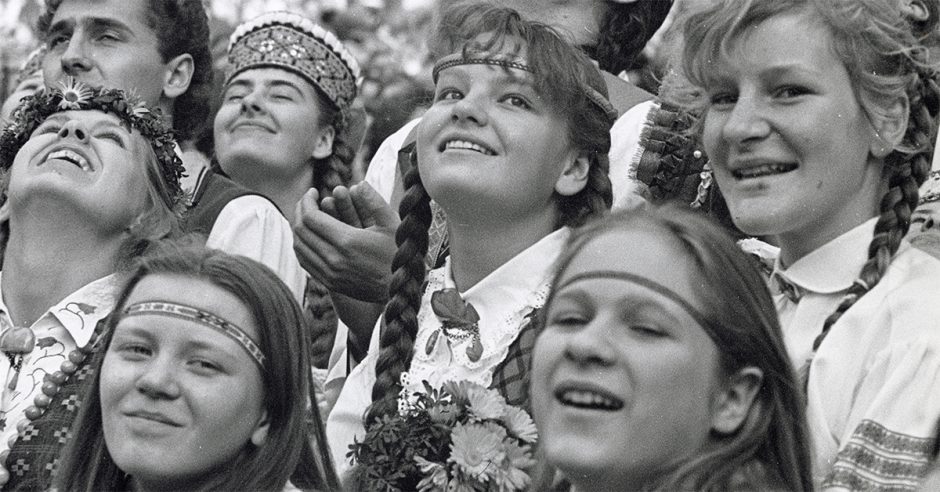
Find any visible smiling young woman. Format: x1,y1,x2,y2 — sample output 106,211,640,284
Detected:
530,206,812,492
672,0,940,488
53,244,339,492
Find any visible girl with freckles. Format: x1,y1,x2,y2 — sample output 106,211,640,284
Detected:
673,0,940,487
326,3,614,481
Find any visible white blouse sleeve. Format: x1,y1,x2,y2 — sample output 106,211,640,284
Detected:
821,303,940,490
205,195,307,304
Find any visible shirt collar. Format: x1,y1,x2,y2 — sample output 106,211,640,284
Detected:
0,272,120,348
772,218,879,295
441,227,570,308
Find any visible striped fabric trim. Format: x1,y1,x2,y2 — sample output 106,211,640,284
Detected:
823,420,935,491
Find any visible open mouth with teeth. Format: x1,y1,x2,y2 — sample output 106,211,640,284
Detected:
556,388,624,411
441,139,496,156
43,149,91,171
732,162,797,179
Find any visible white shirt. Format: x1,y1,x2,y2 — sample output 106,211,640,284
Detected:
205,195,307,304
0,274,117,463
772,218,940,490
326,228,569,478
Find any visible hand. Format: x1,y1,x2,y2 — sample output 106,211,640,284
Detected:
293,182,400,303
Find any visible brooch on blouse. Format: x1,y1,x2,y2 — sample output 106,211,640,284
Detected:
426,288,483,362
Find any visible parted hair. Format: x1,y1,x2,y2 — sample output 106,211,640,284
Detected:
675,0,940,365
366,2,614,423
531,206,813,491
54,243,339,492
37,0,214,140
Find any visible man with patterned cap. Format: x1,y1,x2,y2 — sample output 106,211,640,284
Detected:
36,0,309,303
0,83,185,490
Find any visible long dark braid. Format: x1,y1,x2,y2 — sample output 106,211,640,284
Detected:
365,149,432,424
812,58,939,357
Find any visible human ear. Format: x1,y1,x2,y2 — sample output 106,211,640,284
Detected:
311,125,336,160
869,96,910,159
904,0,931,22
162,53,194,100
554,152,591,197
710,367,763,435
250,410,270,446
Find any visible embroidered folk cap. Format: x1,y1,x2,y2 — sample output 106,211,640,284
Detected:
0,78,185,210
226,11,360,114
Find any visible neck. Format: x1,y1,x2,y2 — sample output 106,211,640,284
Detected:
2,214,121,327
776,209,880,267
446,210,556,290
231,164,313,224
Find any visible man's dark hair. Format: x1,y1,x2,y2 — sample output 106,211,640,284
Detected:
588,0,673,75
38,0,213,140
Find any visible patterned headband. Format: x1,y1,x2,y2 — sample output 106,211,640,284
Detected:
431,53,619,124
0,79,185,211
122,301,266,369
226,11,360,113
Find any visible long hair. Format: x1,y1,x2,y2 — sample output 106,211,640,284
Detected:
54,243,339,492
531,206,813,492
673,0,940,360
366,2,614,424
37,0,213,140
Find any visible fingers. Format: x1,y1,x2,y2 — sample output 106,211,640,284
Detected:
351,182,400,229
295,188,321,228
329,185,363,228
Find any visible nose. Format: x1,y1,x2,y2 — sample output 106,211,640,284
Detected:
240,90,265,116
563,315,616,368
59,36,93,76
720,94,772,145
450,94,488,126
57,119,90,143
135,356,182,400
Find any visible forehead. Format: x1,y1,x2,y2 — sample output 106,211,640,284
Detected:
51,0,152,35
558,227,703,310
714,10,840,81
122,274,259,343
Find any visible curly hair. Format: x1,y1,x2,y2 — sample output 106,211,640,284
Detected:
674,0,940,371
37,0,213,140
588,0,674,75
365,2,614,424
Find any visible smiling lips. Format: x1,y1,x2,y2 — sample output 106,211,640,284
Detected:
231,120,274,133
441,138,496,155
730,161,798,180
555,387,625,411
125,409,183,427
43,148,91,171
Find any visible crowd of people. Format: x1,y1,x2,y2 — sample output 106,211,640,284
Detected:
0,0,939,491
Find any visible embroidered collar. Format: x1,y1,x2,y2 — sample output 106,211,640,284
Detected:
0,273,119,349
771,218,885,296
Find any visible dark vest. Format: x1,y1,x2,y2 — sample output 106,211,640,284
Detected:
181,167,268,236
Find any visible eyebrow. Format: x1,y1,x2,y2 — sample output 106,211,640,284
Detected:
438,64,534,87
553,286,684,327
226,78,307,98
48,16,135,38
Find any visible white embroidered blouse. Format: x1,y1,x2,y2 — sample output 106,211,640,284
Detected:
325,228,569,479
771,218,940,490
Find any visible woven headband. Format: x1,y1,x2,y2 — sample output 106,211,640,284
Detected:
227,11,359,113
555,270,717,338
431,53,619,124
123,301,266,369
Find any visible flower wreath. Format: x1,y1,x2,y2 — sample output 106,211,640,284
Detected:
0,79,186,211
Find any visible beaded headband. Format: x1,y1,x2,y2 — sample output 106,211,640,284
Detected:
123,301,266,369
0,79,185,210
431,53,619,124
226,11,360,114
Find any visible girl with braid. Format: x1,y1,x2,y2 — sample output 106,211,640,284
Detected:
326,4,614,479
674,0,940,488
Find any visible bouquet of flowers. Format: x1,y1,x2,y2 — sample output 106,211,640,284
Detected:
348,381,538,492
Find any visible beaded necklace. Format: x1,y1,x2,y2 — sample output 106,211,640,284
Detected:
0,319,103,486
